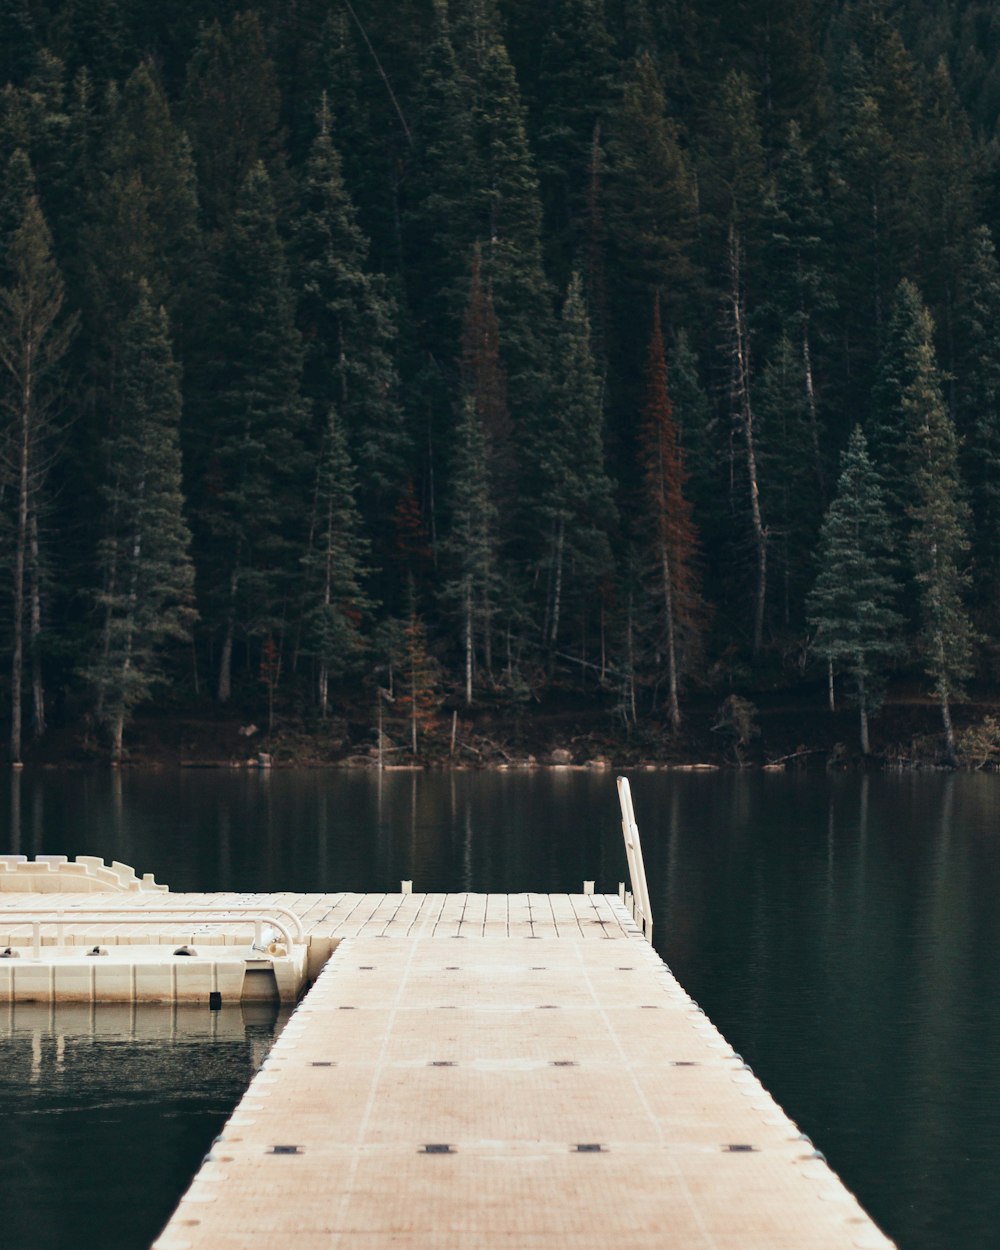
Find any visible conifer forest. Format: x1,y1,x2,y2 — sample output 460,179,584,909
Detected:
4,0,1000,765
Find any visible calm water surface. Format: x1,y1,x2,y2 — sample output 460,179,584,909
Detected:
3,767,1000,1250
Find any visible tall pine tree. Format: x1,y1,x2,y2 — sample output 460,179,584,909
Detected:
807,426,902,754
637,297,701,732
86,285,195,762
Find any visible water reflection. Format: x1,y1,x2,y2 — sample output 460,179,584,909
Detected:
0,1001,285,1250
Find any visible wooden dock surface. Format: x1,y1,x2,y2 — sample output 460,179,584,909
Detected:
151,897,895,1250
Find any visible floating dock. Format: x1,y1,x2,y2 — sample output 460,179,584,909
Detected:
0,781,897,1249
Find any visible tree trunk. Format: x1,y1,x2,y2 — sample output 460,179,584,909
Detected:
217,569,238,703
801,325,825,501
661,545,681,732
10,405,28,764
858,671,869,755
728,224,767,655
464,581,473,706
828,658,835,713
28,511,44,739
318,664,329,718
549,515,565,648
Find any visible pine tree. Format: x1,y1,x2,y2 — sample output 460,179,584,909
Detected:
394,582,442,754
955,225,1000,622
905,309,974,765
870,279,933,537
181,12,287,233
81,62,200,364
532,0,616,286
605,53,699,330
301,407,373,718
441,394,499,705
531,272,616,650
759,122,834,500
458,4,554,427
85,285,195,763
292,100,408,511
192,163,309,704
459,245,513,514
807,426,902,754
701,70,769,655
637,297,701,732
0,190,76,763
403,9,477,358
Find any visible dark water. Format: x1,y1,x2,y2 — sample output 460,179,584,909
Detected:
0,1001,285,1250
3,767,1000,1250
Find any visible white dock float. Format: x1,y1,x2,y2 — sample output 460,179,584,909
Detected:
152,914,895,1250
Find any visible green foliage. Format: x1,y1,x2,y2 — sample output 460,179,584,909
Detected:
807,427,903,750
300,407,373,714
1,0,1000,750
191,163,309,699
292,101,407,503
905,302,974,760
84,285,195,759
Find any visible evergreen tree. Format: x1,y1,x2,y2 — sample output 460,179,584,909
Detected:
954,225,1000,626
301,407,373,718
459,245,513,515
532,0,616,286
759,122,834,499
458,3,554,427
0,190,76,762
85,285,194,763
700,69,769,655
530,272,616,650
394,582,442,754
637,297,701,731
81,62,200,363
192,163,309,704
403,9,477,359
870,279,932,536
182,12,287,233
292,100,408,512
905,308,974,765
807,426,902,754
441,395,498,705
606,54,699,327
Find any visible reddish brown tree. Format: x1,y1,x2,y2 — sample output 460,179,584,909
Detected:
639,296,702,731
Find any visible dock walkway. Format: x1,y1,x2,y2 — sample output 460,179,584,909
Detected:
151,898,895,1250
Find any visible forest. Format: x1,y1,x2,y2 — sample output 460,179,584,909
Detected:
2,0,1000,766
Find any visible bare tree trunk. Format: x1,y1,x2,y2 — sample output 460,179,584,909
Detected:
110,522,143,765
549,516,565,647
217,569,238,703
318,664,329,718
464,581,473,706
828,658,835,713
662,546,681,732
10,404,28,764
858,671,869,755
728,224,767,655
802,325,825,501
626,586,637,725
29,511,44,738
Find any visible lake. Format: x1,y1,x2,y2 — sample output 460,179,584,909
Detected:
3,766,1000,1250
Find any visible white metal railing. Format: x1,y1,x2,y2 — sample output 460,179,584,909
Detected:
0,904,303,960
617,776,653,943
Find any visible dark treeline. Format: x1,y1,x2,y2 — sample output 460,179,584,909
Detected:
2,0,1000,763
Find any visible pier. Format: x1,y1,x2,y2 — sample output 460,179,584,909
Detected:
0,783,897,1249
